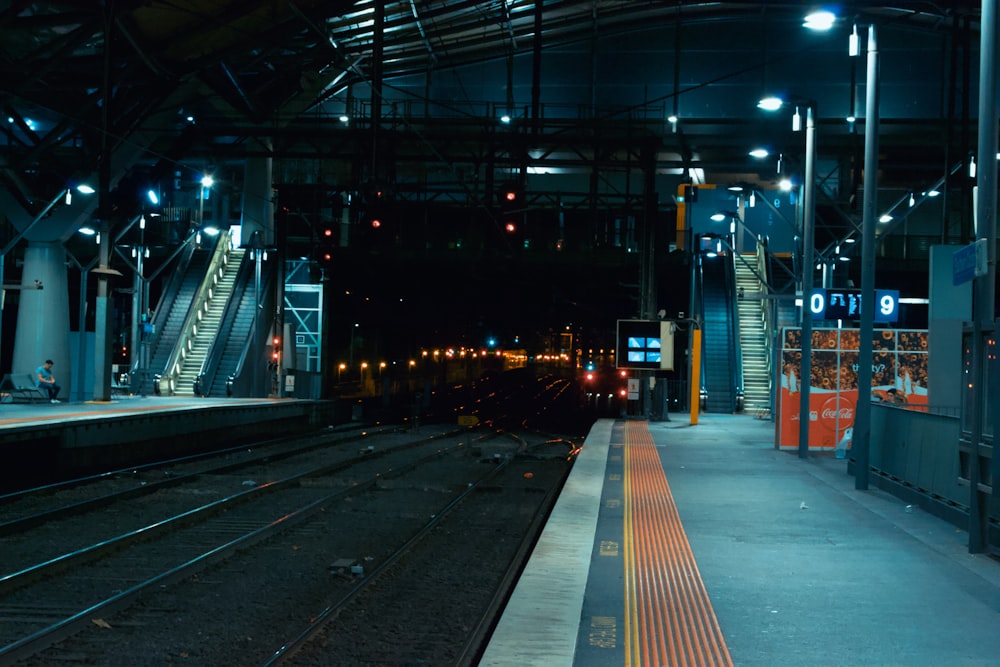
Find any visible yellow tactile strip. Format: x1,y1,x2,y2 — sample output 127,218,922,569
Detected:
623,420,733,667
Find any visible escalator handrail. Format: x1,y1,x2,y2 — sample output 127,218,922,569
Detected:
228,259,277,396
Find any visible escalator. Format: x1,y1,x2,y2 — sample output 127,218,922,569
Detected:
699,252,741,413
200,254,277,397
147,233,270,398
145,243,213,392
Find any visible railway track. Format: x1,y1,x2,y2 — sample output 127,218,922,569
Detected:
1,426,578,664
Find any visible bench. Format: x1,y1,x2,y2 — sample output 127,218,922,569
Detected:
0,373,50,403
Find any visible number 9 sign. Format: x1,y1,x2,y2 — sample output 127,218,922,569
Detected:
874,290,899,323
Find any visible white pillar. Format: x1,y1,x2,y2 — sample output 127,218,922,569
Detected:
12,241,72,398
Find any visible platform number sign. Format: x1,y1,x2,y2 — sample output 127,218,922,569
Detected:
616,320,674,370
809,288,899,323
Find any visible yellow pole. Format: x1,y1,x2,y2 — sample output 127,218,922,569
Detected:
690,328,701,425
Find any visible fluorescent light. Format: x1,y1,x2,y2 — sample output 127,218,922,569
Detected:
803,10,836,31
710,213,726,222
879,214,893,223
757,96,783,111
78,226,96,235
147,189,159,205
76,184,96,194
749,148,770,159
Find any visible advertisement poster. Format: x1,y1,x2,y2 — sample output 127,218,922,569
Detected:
777,328,928,450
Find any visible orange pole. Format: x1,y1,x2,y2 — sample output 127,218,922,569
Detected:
690,328,701,425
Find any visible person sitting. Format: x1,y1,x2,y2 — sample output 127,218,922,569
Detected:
884,387,905,405
35,359,61,403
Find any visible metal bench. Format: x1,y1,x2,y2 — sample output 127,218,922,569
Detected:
0,373,50,403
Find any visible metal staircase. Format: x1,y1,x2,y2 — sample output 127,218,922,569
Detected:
734,257,770,412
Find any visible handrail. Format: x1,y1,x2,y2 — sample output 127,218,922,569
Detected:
157,230,233,395
146,238,196,373
227,258,277,397
727,249,744,411
757,240,775,413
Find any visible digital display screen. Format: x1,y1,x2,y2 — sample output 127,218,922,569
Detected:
617,321,674,370
809,288,899,323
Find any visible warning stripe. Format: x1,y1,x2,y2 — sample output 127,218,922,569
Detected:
623,420,733,667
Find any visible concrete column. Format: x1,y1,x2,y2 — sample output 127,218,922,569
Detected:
12,241,72,398
239,154,274,246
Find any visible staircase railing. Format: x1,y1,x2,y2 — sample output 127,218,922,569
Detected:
726,249,744,411
227,257,278,397
757,240,775,416
157,230,234,396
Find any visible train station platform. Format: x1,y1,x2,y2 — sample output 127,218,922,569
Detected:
482,414,1000,667
0,395,327,490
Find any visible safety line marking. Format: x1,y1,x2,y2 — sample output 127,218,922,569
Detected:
623,420,733,667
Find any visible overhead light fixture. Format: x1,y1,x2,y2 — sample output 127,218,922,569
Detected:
749,148,770,159
749,191,756,207
969,155,977,178
926,189,940,197
339,115,349,123
849,24,860,56
803,10,836,31
757,96,783,111
778,178,793,191
879,214,892,223
76,184,96,194
792,107,802,132
147,189,159,205
200,175,214,188
710,212,727,222
78,226,96,235
909,193,915,207
500,114,511,124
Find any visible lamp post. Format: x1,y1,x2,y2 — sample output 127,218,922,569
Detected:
759,96,817,458
198,174,214,226
855,23,880,490
799,103,817,459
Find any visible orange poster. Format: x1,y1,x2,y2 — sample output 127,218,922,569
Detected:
777,328,928,450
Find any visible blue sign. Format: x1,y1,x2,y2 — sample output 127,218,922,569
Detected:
809,288,899,323
953,240,986,286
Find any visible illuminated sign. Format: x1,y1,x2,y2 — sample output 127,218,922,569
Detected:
809,288,899,323
616,320,674,370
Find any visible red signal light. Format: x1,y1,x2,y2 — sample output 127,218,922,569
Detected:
371,218,382,229
505,190,517,202
323,228,333,237
505,221,517,233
